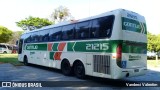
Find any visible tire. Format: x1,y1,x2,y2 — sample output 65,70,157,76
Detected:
3,51,7,54
23,56,29,66
61,60,72,76
74,61,85,79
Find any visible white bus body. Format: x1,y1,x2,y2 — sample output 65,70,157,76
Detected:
18,9,147,79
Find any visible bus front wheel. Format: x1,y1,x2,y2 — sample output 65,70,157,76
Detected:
61,60,72,76
74,61,85,79
3,51,7,54
23,56,29,66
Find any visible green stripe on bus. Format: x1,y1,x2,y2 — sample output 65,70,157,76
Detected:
50,52,55,60
67,42,75,51
122,17,147,34
68,40,121,53
52,43,59,51
25,40,147,54
67,40,147,54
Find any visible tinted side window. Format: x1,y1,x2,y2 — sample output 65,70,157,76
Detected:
62,24,75,40
24,34,31,43
31,32,39,43
90,15,115,38
90,19,99,38
39,30,49,42
99,15,114,38
75,21,90,39
30,33,34,42
49,27,62,41
24,34,27,43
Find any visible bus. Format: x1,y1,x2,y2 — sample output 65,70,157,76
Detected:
18,9,147,79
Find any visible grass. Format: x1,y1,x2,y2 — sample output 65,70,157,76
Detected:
147,60,160,68
0,54,23,66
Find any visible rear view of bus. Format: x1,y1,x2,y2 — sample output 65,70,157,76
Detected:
114,9,147,79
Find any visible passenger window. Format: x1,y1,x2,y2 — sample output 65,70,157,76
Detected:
90,19,99,38
30,33,34,42
98,15,114,38
31,32,39,42
24,34,27,43
62,24,75,40
75,21,90,39
25,34,31,43
39,30,49,42
90,15,115,38
49,27,62,41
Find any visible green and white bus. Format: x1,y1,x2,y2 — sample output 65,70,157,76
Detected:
18,9,147,79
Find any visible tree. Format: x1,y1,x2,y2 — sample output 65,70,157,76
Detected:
51,6,74,23
7,31,24,45
147,32,160,52
16,16,53,31
0,26,13,43
147,32,160,60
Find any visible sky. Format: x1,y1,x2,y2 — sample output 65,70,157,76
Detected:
0,0,159,34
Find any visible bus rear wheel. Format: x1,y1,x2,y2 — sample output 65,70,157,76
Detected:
61,60,72,76
74,61,85,79
23,56,29,66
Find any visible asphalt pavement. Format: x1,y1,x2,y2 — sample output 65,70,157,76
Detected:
0,63,160,90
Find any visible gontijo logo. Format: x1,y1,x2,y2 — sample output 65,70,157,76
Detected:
122,17,146,34
26,45,38,50
123,22,141,29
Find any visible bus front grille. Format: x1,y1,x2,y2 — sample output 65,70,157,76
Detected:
93,55,111,74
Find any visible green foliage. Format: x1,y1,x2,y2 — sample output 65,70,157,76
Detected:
147,32,160,52
7,31,24,44
51,6,74,22
0,54,23,66
0,26,13,43
16,16,53,31
147,60,160,67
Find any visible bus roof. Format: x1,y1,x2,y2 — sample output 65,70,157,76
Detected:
22,9,144,35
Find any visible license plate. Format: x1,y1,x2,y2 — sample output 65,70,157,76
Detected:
134,69,139,72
